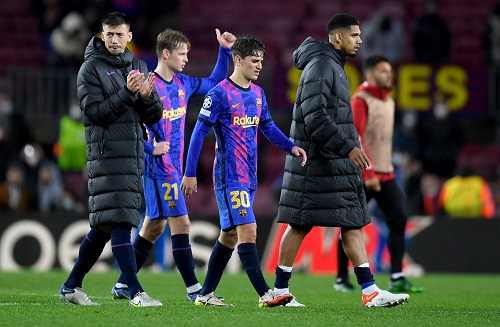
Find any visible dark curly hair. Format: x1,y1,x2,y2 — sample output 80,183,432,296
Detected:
231,36,266,59
326,13,359,34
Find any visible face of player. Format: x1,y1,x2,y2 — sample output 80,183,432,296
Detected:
340,25,362,57
238,52,264,81
102,24,132,56
372,61,393,89
165,43,189,72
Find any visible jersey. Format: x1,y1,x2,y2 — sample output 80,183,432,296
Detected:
186,78,295,190
144,46,231,182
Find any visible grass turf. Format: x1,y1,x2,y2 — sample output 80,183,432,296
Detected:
0,270,499,326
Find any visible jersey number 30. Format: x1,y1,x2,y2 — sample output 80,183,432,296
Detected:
230,190,250,209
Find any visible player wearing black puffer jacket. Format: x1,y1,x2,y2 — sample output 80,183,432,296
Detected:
59,12,164,308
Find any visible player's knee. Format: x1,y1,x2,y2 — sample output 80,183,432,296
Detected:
220,229,238,247
169,217,191,234
141,224,165,240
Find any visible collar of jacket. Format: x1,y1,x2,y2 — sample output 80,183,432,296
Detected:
84,36,133,68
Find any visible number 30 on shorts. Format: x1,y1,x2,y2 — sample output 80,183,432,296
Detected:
229,190,250,209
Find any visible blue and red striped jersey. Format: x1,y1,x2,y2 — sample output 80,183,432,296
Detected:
144,47,231,181
185,78,295,190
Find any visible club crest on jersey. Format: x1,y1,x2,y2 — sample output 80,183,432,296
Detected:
178,89,185,100
256,98,262,109
168,201,176,209
238,209,248,217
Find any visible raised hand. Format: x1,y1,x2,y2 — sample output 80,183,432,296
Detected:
215,28,236,49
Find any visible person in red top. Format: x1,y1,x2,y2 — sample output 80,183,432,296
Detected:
334,54,423,293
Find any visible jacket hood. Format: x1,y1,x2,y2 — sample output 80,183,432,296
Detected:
83,36,133,68
293,37,346,70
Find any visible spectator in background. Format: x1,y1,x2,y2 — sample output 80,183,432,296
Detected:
0,91,33,160
481,2,500,66
417,94,463,178
412,0,451,64
81,0,117,34
37,160,64,214
50,11,91,67
481,2,500,115
18,143,46,209
438,166,496,219
393,110,420,160
54,98,87,206
359,4,405,63
0,162,30,212
0,105,14,182
134,0,180,49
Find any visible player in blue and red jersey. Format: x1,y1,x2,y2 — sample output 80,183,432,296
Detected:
111,28,236,301
181,36,307,307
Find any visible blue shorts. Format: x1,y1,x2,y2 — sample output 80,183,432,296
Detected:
215,187,256,231
143,175,188,219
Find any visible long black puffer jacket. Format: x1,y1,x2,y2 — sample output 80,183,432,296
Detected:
77,36,162,228
277,37,369,228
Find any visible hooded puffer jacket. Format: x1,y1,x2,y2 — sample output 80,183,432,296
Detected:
77,36,162,228
277,37,369,228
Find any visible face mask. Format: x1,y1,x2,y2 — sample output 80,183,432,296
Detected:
69,105,81,120
433,103,448,120
402,112,417,129
1,101,13,115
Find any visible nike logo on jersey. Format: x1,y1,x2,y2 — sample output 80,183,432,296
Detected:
106,71,115,76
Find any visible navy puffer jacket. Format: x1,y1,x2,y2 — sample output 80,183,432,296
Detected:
277,37,369,228
77,37,162,228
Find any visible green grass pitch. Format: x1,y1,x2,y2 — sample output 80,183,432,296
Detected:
0,270,499,326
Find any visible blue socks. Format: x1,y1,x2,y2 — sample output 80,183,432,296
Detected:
354,266,375,289
65,227,109,289
200,240,233,295
117,235,153,285
111,226,143,297
238,243,269,296
171,234,198,287
274,266,292,289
